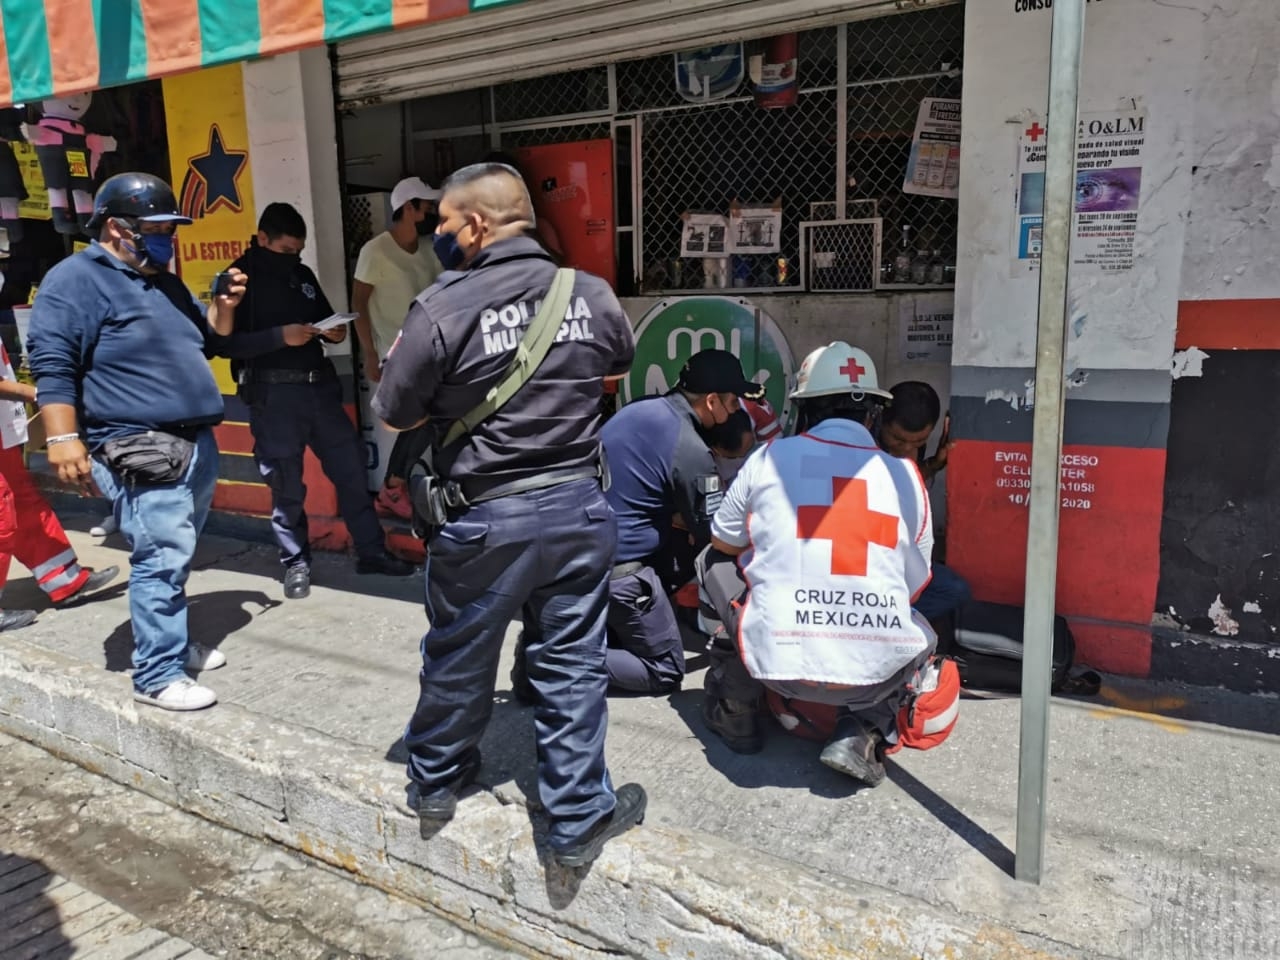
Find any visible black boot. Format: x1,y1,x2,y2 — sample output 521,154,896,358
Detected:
0,609,36,632
702,696,764,754
551,783,647,868
284,564,311,600
54,566,121,606
411,750,483,826
819,714,886,787
356,551,416,577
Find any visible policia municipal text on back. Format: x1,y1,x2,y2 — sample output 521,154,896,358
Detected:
372,162,644,868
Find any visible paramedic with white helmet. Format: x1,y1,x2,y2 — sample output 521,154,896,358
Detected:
696,341,935,786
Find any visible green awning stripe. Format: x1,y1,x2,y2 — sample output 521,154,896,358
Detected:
322,0,392,43
2,0,52,105
199,0,263,66
92,0,148,92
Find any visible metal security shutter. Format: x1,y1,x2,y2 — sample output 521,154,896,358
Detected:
335,0,958,107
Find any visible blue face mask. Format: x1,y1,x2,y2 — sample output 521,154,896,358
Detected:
123,227,175,267
432,230,466,271
140,232,175,266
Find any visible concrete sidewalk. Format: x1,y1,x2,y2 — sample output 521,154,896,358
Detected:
1,515,1277,959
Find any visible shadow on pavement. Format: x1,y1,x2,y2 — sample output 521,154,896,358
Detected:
102,589,280,673
665,688,864,799
885,763,1015,876
0,851,74,959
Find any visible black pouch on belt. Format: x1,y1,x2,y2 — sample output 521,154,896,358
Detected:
100,430,196,487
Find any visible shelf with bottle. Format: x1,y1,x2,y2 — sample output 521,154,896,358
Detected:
877,224,955,290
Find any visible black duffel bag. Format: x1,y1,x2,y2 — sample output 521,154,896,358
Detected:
942,600,1098,695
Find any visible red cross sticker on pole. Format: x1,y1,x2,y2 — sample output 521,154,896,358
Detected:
838,357,866,383
796,477,899,577
1025,122,1046,142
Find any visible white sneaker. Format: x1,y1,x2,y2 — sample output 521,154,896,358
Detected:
134,677,217,711
90,515,118,537
186,643,227,672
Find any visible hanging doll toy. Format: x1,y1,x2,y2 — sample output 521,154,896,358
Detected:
0,107,28,244
22,93,117,236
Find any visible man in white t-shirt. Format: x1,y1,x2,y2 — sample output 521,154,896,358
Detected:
352,176,443,519
696,342,935,787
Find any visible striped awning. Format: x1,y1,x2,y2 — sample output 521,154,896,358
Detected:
0,0,522,108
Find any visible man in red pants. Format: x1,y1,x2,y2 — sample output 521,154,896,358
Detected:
0,342,117,629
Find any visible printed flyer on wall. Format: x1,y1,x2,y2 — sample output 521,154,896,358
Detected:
902,98,961,200
1012,109,1148,275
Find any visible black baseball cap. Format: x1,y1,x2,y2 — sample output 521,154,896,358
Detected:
676,349,765,400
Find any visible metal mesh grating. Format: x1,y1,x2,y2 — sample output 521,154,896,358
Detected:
396,5,964,293
493,67,611,123
640,89,836,291
500,122,613,150
800,219,881,292
343,194,374,263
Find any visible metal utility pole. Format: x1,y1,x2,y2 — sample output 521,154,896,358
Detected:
1015,0,1086,885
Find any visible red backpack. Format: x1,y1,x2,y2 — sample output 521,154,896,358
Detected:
765,657,960,753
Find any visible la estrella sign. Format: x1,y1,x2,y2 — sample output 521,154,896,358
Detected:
621,296,795,416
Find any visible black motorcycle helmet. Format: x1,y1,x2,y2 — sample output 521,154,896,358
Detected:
86,172,193,231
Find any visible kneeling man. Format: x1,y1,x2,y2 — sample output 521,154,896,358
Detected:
698,342,934,786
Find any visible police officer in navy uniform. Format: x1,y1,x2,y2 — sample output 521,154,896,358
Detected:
214,203,414,599
372,162,646,867
589,350,765,695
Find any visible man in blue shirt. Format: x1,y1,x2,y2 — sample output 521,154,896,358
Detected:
27,172,246,713
594,349,764,694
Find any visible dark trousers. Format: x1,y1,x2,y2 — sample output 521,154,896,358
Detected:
403,478,618,848
386,424,432,484
604,565,686,693
695,547,933,739
914,562,971,622
244,380,385,567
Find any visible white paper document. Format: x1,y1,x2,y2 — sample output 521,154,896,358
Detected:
314,313,357,332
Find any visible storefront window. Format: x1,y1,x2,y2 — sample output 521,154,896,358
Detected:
347,4,963,298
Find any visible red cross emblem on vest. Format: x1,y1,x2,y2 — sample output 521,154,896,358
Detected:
838,357,866,383
796,476,898,576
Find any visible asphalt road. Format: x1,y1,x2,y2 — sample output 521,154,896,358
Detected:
0,731,528,960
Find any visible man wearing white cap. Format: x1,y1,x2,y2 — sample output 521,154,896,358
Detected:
352,176,443,519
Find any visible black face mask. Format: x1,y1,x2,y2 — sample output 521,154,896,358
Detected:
698,408,754,454
259,247,301,272
415,215,439,237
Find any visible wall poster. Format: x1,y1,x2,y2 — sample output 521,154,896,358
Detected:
1013,108,1148,275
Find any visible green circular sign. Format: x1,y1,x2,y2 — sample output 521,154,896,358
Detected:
621,296,796,415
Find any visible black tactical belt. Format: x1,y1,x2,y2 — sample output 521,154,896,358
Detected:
238,368,333,386
451,464,601,507
609,560,645,581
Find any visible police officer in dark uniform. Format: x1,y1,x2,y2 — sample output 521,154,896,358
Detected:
214,202,413,599
592,350,764,694
372,162,645,867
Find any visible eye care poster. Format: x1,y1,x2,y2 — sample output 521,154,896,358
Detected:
1012,109,1148,275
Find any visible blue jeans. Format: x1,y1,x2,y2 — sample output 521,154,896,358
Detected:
92,428,218,694
915,562,972,622
404,478,618,849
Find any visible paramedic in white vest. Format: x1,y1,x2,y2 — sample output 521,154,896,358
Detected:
697,341,934,787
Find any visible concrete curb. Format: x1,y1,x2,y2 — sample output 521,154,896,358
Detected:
0,640,1084,960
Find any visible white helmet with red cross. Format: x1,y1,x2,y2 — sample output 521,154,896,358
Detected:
789,341,892,402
